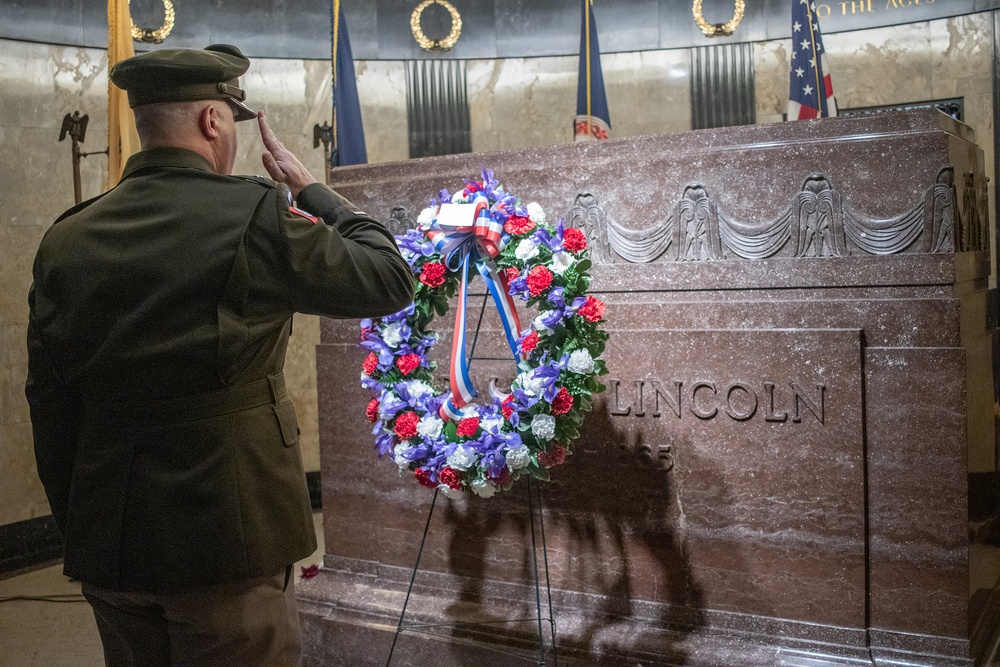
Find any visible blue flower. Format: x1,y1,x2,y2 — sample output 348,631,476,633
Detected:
360,337,395,368
375,431,395,458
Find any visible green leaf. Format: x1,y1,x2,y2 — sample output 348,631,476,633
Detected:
528,459,551,481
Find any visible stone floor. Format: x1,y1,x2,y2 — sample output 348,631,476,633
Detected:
0,512,326,667
3,517,1000,666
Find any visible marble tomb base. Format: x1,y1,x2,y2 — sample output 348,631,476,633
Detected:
299,110,1000,666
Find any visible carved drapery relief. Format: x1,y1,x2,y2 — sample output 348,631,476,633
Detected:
382,166,985,264
564,166,985,263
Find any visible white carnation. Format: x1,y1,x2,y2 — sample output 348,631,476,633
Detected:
515,238,539,261
532,314,554,334
447,444,478,471
505,445,531,470
416,206,436,229
417,415,444,439
567,349,595,374
382,322,404,348
470,478,497,498
550,251,574,275
531,414,556,441
393,444,413,471
526,202,546,223
516,370,547,397
406,380,435,399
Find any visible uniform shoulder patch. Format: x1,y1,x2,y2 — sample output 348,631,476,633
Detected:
289,206,319,224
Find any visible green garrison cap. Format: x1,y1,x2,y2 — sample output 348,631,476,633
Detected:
110,44,257,122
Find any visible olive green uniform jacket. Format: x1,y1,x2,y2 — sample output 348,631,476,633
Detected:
26,148,413,592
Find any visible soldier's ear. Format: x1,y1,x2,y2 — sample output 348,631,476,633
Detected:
199,102,222,141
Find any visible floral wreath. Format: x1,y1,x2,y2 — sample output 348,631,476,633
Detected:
359,169,608,498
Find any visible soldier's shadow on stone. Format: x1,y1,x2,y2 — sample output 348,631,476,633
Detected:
438,399,736,665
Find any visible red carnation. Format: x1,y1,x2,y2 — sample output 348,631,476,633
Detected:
439,466,462,490
396,353,421,376
563,227,588,253
577,295,606,323
538,444,567,468
526,265,554,297
394,411,420,439
488,465,511,486
504,215,535,236
362,352,379,376
501,394,516,420
415,467,437,488
366,398,380,423
520,330,539,355
456,417,480,437
502,266,520,284
300,564,320,579
419,261,446,288
552,387,574,415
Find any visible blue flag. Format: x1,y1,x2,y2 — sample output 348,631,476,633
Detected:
575,0,610,141
331,2,367,166
787,0,837,120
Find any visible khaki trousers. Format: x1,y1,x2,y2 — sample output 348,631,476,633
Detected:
82,568,301,667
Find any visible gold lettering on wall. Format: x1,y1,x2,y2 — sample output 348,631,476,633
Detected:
841,0,873,14
811,0,936,22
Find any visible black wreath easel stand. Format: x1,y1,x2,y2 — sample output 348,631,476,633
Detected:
385,295,558,666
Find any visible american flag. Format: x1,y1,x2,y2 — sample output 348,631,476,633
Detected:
788,0,837,120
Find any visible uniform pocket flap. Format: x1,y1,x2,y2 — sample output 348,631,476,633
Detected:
273,400,300,447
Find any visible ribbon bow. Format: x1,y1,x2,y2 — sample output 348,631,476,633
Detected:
427,196,523,421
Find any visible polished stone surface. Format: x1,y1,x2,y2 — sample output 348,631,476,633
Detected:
303,110,998,665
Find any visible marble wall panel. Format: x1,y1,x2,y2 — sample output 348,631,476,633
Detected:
468,49,692,153
0,40,108,527
468,55,580,152
354,60,410,166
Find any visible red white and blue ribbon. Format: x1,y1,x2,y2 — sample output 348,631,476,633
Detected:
429,198,523,421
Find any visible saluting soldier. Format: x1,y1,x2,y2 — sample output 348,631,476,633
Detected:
25,44,414,666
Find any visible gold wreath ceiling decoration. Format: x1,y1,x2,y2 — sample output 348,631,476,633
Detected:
129,0,175,44
692,0,745,37
410,0,462,52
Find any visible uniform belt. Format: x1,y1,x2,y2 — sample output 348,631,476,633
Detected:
84,373,288,425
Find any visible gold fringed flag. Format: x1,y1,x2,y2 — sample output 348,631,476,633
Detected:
107,0,140,189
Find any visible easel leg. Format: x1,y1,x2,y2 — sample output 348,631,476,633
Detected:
386,488,439,666
528,477,558,666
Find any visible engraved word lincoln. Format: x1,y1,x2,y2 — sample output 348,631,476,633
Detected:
609,378,826,424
